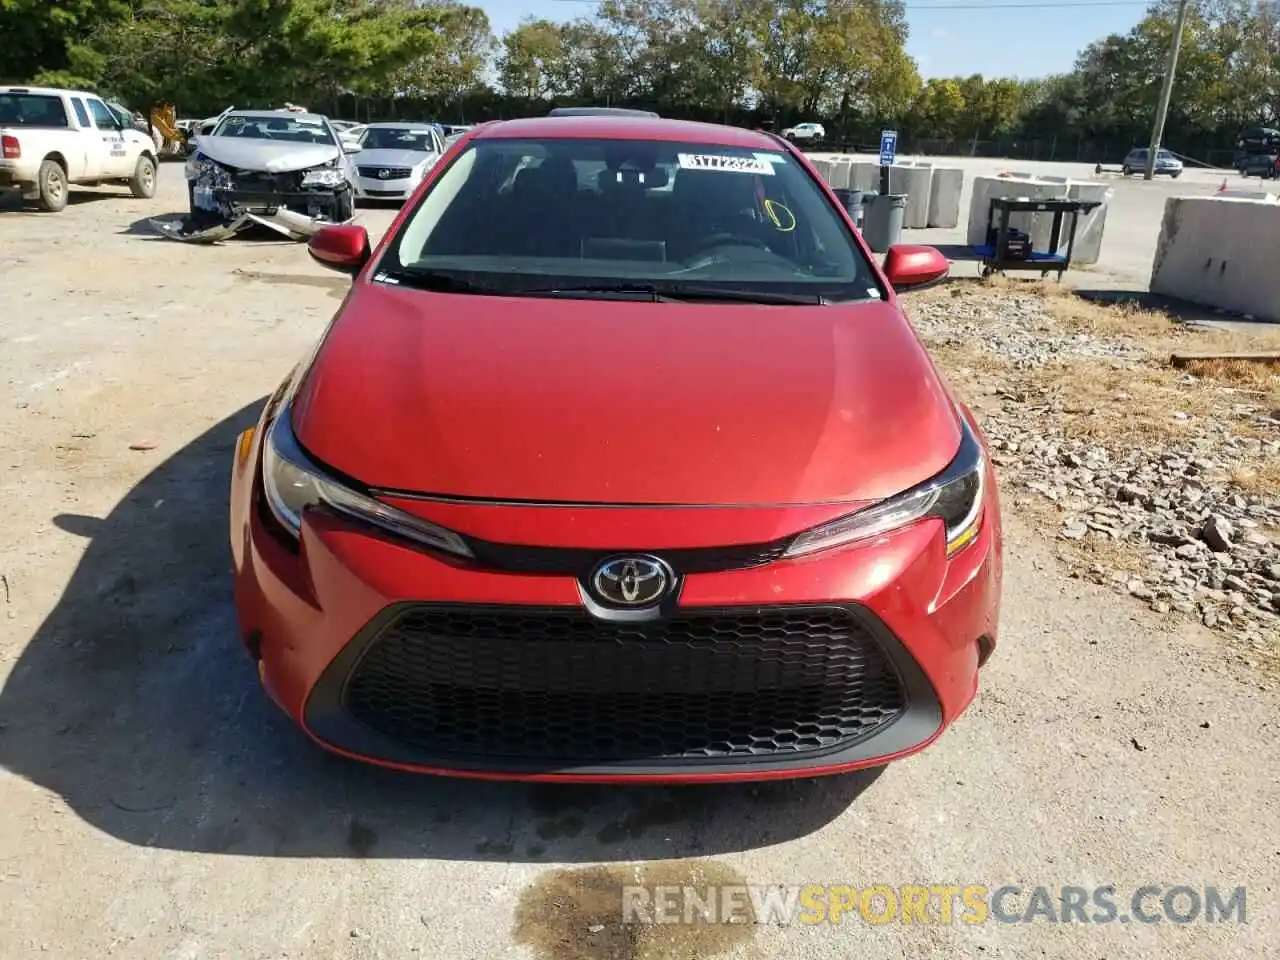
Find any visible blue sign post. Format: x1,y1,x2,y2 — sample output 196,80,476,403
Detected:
878,129,898,194
879,129,898,166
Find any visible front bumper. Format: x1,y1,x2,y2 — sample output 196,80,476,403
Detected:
229,405,1003,783
152,166,354,243
355,175,417,200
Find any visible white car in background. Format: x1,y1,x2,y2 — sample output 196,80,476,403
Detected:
157,108,360,242
781,121,826,142
352,122,446,201
331,120,365,147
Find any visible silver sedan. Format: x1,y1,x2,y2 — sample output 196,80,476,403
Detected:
352,122,447,202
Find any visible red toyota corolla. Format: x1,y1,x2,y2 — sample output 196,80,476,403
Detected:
229,114,1003,783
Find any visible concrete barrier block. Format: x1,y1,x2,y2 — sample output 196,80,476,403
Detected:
1065,181,1114,265
927,167,964,228
827,158,852,189
812,158,835,186
1150,196,1280,322
967,175,1070,248
1217,189,1277,201
850,160,880,191
894,165,934,228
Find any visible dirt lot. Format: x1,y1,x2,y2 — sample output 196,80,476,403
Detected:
1,166,1277,959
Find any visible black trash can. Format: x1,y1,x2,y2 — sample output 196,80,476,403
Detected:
863,193,907,253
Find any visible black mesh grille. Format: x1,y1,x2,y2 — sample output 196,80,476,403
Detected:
229,170,300,191
464,538,791,576
358,166,412,179
341,605,907,764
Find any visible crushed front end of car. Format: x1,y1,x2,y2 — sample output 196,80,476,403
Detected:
153,150,356,243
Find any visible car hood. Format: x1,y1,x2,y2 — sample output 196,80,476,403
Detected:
354,148,433,169
292,284,962,505
195,137,340,173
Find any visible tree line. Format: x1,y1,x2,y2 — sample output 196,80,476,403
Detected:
2,0,1277,164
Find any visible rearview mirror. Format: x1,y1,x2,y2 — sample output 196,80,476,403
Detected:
882,244,949,292
309,224,371,275
343,141,362,154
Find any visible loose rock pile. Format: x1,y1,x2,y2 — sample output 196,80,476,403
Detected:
910,290,1280,647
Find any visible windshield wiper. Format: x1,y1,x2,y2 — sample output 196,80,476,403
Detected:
376,266,503,294
522,282,828,305
653,285,829,306
520,282,673,301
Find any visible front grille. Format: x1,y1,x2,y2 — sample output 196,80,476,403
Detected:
464,538,791,577
341,605,907,764
230,170,300,191
358,166,412,179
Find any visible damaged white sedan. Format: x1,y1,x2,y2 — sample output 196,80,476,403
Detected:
153,109,361,242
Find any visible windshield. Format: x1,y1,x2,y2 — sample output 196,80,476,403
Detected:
381,137,878,301
211,114,336,145
361,127,436,151
108,102,132,128
0,93,69,128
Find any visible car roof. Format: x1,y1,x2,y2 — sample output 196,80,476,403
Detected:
224,110,328,123
0,85,91,97
363,122,436,129
474,115,783,150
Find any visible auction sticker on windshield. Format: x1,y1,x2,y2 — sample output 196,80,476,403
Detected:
677,153,775,175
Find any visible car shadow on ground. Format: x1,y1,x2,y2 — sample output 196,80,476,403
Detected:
0,402,883,861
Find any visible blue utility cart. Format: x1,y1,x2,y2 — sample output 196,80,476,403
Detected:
972,196,1103,280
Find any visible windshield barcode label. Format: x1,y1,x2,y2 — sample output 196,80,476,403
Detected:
676,153,775,175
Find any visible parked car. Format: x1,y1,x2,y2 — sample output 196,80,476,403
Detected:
352,122,447,201
331,120,366,148
1236,150,1280,178
156,109,360,242
1121,147,1182,177
229,114,1003,783
781,121,825,142
0,85,158,211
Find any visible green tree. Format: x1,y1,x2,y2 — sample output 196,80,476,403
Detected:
911,78,966,139
497,18,565,100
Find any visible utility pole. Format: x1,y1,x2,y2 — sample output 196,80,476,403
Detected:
1144,0,1193,180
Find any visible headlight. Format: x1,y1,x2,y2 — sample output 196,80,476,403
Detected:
782,416,986,559
261,408,473,559
301,166,346,187
184,152,210,179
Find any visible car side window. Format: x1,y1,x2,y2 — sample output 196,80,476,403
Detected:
71,98,91,129
86,98,117,130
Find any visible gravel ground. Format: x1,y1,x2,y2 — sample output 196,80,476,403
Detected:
907,285,1280,657
0,166,1277,959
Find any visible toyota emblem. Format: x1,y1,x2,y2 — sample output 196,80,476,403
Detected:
590,555,673,607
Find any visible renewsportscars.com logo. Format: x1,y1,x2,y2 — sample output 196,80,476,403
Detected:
621,884,1247,926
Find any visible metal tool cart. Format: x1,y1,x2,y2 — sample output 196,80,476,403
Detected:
971,196,1103,279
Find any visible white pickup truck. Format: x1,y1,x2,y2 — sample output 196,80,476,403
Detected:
0,85,158,212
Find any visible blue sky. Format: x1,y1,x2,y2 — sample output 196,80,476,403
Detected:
479,0,1153,80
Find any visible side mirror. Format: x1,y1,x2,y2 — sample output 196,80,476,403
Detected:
343,141,362,154
309,224,371,275
882,244,949,292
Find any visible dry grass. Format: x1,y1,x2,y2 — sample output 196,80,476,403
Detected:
915,280,1280,496
1181,358,1280,390
1231,462,1280,494
945,274,1280,357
